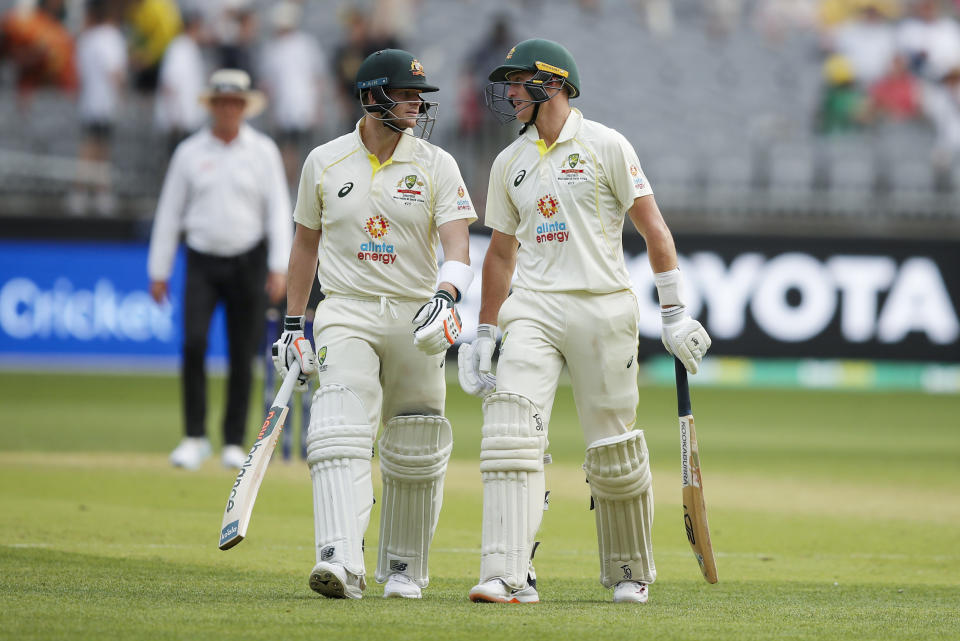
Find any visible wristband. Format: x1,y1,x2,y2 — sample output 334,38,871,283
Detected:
284,315,305,331
653,268,685,308
438,260,474,302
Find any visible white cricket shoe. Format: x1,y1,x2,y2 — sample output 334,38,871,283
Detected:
613,581,649,603
169,437,211,470
469,578,539,604
221,445,246,469
383,573,422,599
309,562,364,599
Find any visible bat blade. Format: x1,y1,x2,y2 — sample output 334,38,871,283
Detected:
219,363,300,550
675,358,719,584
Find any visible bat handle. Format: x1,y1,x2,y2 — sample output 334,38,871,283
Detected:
674,357,691,417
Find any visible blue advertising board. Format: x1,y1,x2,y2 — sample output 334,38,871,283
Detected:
0,240,226,366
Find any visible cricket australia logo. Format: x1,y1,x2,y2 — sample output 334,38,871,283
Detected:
316,345,328,372
558,153,587,183
359,215,397,264
535,194,569,244
394,174,425,204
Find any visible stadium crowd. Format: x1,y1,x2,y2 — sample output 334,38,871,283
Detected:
3,0,960,217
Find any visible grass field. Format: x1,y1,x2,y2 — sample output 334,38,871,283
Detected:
2,370,959,640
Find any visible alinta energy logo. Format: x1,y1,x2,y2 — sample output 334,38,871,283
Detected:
359,215,397,263
456,184,472,211
535,194,569,244
629,164,645,191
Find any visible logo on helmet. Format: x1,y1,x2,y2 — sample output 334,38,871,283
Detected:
506,46,516,60
410,59,425,77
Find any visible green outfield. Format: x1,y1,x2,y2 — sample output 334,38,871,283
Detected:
2,371,958,640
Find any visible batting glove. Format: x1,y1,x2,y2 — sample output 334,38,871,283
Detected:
412,290,462,355
661,306,712,375
457,324,497,398
271,315,317,391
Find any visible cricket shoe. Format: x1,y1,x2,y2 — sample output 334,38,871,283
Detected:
383,573,421,599
469,578,539,604
221,445,246,469
169,437,211,470
309,562,364,599
613,581,649,603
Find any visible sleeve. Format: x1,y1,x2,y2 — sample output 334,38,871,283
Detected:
147,146,188,281
483,152,520,235
602,130,654,212
432,150,478,228
293,148,322,230
263,138,294,274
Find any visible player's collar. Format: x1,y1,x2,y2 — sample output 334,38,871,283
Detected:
523,108,583,146
354,117,416,162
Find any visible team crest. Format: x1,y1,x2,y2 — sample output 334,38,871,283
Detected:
405,175,417,189
567,153,580,168
316,346,327,367
537,194,559,218
410,59,425,77
506,47,516,60
364,215,390,239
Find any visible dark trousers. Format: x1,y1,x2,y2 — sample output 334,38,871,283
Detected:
182,242,267,446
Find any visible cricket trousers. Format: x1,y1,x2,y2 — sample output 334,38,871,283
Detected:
495,287,642,445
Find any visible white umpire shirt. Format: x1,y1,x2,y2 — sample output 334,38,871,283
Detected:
485,108,654,294
147,124,293,281
293,119,477,300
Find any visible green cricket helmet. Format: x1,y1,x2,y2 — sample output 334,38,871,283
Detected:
356,49,439,138
485,39,580,128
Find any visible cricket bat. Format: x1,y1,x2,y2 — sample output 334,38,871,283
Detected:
218,362,300,550
674,357,719,584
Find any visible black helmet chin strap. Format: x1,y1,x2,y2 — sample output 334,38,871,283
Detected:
519,102,541,135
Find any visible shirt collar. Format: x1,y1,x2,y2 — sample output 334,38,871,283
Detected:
523,107,583,147
202,123,253,148
354,116,416,163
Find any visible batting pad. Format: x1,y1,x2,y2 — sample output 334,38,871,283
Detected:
306,385,374,579
584,430,656,587
478,392,547,589
374,415,453,587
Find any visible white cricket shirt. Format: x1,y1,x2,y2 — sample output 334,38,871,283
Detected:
485,108,653,294
293,119,477,300
147,125,293,281
75,23,127,123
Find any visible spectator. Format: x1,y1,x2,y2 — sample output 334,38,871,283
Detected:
154,10,206,154
0,0,77,112
210,0,258,77
148,69,293,471
869,54,921,120
126,0,182,93
816,54,870,133
897,0,960,81
830,0,898,87
259,1,328,186
330,7,400,129
66,0,127,217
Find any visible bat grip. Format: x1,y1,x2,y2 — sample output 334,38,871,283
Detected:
674,357,691,417
273,362,301,409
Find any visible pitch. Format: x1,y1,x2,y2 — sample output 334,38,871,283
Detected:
1,371,958,640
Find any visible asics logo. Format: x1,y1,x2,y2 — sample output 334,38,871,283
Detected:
338,182,354,197
514,170,526,187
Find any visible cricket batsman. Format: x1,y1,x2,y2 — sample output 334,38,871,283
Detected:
458,39,711,604
273,49,477,599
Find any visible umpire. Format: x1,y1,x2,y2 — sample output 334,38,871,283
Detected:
148,69,293,470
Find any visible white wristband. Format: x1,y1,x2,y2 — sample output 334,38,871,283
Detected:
653,268,686,308
438,260,474,302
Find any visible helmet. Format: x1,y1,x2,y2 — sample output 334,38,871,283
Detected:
356,49,439,138
488,38,580,98
484,39,579,129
